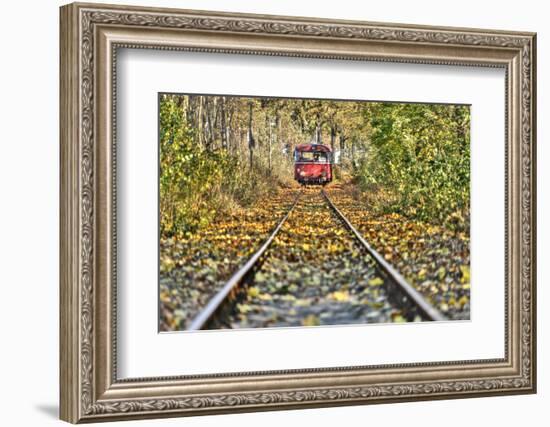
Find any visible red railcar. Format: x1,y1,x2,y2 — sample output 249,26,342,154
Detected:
294,143,333,185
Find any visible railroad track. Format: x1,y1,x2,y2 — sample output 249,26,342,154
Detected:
188,189,445,330
321,190,446,322
187,189,303,330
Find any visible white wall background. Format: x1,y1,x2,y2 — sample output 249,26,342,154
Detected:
0,0,545,425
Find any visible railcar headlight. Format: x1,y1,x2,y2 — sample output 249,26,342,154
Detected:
300,170,305,176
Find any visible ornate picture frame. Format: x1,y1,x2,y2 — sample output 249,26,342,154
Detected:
60,2,536,423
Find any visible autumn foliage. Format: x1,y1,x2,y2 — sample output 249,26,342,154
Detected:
158,93,471,330
160,95,470,236
354,103,470,227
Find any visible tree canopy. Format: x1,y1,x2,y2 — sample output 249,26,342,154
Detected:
159,94,470,237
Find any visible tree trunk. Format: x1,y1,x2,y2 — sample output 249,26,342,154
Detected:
220,96,228,150
203,98,213,150
330,125,336,157
351,138,357,168
268,116,273,175
339,131,346,160
227,106,234,152
198,96,204,147
316,112,322,144
247,102,255,169
240,129,245,154
205,98,215,150
185,96,194,125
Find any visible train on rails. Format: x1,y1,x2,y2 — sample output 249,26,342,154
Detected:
293,143,333,185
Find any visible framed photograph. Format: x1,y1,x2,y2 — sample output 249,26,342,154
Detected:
60,2,536,423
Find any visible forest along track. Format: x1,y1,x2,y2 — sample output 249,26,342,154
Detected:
189,188,445,330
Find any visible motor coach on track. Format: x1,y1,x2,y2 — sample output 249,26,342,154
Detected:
293,143,333,185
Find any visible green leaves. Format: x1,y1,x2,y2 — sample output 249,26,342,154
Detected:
354,103,470,229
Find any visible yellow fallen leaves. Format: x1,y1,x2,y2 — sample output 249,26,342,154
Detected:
368,277,384,286
159,290,171,302
330,290,350,302
448,295,469,309
237,303,253,314
247,287,260,298
327,243,342,253
247,286,273,301
325,185,471,321
460,265,470,284
159,188,301,331
302,314,321,326
391,312,406,322
254,272,267,282
458,295,469,307
160,257,175,273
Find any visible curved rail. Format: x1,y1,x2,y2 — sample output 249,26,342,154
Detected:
322,189,446,322
187,190,303,331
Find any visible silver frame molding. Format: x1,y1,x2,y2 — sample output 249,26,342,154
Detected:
60,2,537,423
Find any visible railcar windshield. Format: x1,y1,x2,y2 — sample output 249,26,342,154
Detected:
295,151,329,163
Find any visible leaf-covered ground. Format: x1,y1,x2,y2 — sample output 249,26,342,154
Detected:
160,183,470,332
325,184,470,320
159,189,299,331
226,188,412,329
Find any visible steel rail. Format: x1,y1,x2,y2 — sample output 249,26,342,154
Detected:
187,190,303,331
322,189,447,322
